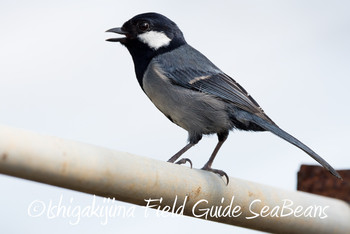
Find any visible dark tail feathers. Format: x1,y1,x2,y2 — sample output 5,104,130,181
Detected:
247,114,342,179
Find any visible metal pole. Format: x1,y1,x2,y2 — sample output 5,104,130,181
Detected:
0,124,349,233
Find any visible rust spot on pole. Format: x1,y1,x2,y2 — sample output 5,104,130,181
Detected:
195,186,201,197
187,186,202,201
1,153,7,161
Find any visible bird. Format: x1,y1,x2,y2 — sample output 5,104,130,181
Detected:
106,12,341,183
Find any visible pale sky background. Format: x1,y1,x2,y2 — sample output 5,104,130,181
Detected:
1,1,349,233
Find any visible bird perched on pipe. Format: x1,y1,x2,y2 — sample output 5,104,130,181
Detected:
106,12,341,183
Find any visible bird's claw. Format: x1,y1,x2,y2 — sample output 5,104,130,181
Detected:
175,158,193,168
201,167,229,185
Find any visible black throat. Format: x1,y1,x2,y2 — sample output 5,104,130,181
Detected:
123,37,186,89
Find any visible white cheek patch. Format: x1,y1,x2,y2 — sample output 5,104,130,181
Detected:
138,31,171,50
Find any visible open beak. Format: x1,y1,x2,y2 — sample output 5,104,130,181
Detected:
106,27,128,42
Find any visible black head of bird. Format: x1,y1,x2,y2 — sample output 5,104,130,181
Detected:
107,12,341,184
107,13,186,84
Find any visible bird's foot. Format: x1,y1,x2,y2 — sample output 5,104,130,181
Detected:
201,166,229,185
167,156,193,168
175,158,193,168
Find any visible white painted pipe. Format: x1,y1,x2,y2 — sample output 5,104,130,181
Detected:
0,124,349,233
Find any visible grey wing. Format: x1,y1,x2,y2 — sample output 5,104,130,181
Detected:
155,45,273,123
170,69,273,123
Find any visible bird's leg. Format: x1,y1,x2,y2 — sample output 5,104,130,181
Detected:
201,132,229,184
167,143,194,168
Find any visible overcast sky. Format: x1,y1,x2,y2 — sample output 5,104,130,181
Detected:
1,1,349,233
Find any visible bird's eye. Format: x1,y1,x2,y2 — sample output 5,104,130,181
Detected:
138,22,150,32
